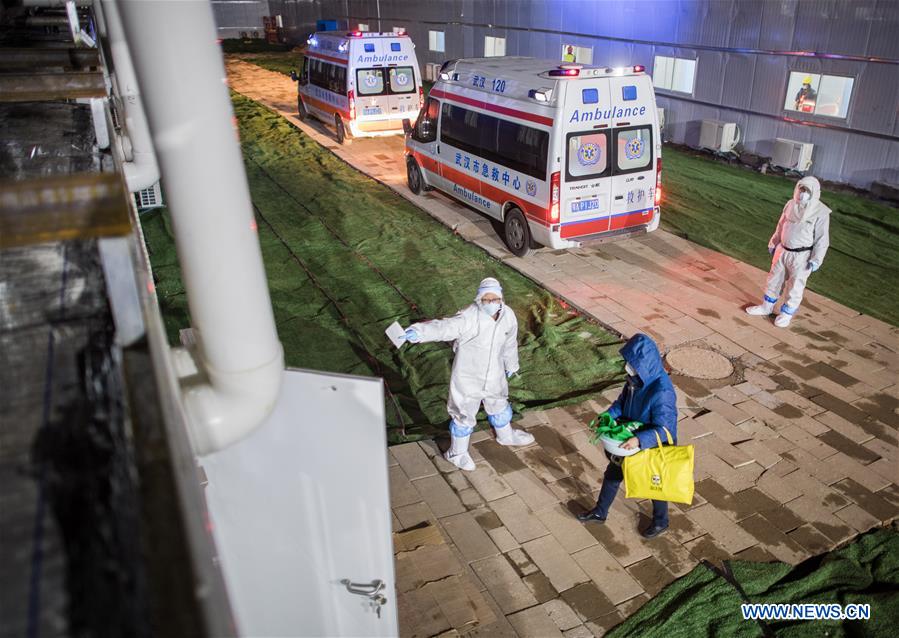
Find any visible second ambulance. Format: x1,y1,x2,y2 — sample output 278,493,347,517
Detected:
293,30,424,144
405,57,662,256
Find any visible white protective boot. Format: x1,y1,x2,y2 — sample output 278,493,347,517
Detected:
745,301,774,316
444,435,476,471
774,313,793,328
495,425,535,447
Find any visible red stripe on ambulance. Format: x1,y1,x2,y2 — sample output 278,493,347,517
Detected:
305,51,348,66
429,88,554,128
302,94,351,120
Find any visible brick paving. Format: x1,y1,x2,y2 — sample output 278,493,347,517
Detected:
226,60,899,637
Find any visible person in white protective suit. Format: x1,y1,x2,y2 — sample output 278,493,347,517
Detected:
745,176,831,328
402,277,535,471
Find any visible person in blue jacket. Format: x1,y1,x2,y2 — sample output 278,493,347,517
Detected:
577,333,678,539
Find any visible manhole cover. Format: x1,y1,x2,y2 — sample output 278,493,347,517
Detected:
666,346,734,380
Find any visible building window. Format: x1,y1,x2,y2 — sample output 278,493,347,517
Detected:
561,44,593,65
357,23,369,32
784,72,853,118
653,55,696,94
484,36,506,57
429,30,445,52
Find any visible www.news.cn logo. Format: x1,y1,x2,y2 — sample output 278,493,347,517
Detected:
741,603,871,621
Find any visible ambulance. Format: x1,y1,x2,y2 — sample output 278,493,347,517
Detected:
404,57,662,256
291,30,424,144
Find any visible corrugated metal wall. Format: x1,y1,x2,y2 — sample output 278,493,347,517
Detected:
211,0,272,39
217,0,899,188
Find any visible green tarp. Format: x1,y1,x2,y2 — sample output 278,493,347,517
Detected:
141,94,626,443
608,528,899,637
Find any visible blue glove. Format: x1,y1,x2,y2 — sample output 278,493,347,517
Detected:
506,369,518,379
808,260,819,272
403,328,420,343
768,246,775,255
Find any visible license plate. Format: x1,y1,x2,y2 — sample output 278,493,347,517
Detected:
571,199,599,213
363,107,382,116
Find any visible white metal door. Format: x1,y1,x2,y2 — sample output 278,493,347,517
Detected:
200,368,397,637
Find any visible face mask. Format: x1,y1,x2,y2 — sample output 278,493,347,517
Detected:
481,301,501,316
799,191,811,203
625,362,636,377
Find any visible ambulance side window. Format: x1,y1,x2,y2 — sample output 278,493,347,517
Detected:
414,98,439,143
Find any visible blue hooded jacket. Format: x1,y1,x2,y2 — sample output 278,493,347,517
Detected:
606,334,678,450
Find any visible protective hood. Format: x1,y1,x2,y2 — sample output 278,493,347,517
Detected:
620,333,665,385
475,277,503,303
787,176,830,223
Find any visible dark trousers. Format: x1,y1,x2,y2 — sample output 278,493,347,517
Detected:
594,455,669,528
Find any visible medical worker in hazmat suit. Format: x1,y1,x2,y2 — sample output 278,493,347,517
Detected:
745,176,831,328
403,277,534,471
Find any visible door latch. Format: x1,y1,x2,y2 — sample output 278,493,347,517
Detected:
341,579,387,619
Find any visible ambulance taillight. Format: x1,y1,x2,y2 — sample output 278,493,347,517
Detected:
550,171,560,222
418,86,424,110
655,158,662,205
348,90,356,120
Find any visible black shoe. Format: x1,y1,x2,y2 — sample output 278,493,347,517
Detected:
577,509,606,524
641,524,669,539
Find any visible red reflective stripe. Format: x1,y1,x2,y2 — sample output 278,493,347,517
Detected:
430,88,554,128
610,209,652,231
561,210,650,238
306,51,348,66
302,93,351,120
438,161,550,225
561,218,609,239
411,150,440,175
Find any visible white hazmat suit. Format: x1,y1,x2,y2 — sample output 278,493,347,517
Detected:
746,176,831,327
406,278,535,471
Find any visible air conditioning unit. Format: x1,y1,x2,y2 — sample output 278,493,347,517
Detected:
772,138,814,172
699,119,740,152
134,181,164,210
424,62,442,82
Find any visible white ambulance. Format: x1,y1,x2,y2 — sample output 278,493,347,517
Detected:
291,30,423,144
404,57,662,256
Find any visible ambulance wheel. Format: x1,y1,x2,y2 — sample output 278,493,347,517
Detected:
297,97,307,121
335,115,348,145
503,207,531,257
407,159,429,195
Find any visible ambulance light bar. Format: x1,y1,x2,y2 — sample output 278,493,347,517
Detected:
347,31,363,37
549,64,581,77
634,65,645,72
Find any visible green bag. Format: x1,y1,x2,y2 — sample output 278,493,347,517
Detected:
588,412,643,445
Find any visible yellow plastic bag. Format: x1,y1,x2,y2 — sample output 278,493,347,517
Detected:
622,427,694,505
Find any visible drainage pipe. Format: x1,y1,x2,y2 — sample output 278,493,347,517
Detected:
116,0,283,456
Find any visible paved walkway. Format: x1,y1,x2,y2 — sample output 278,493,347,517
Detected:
225,60,899,637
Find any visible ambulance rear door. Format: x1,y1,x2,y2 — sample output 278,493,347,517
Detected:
559,79,613,238
384,39,420,119
608,76,656,232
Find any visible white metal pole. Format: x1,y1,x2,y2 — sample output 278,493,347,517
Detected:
116,0,283,455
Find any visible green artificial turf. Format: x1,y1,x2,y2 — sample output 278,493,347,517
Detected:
141,93,625,442
607,528,899,637
661,148,899,326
